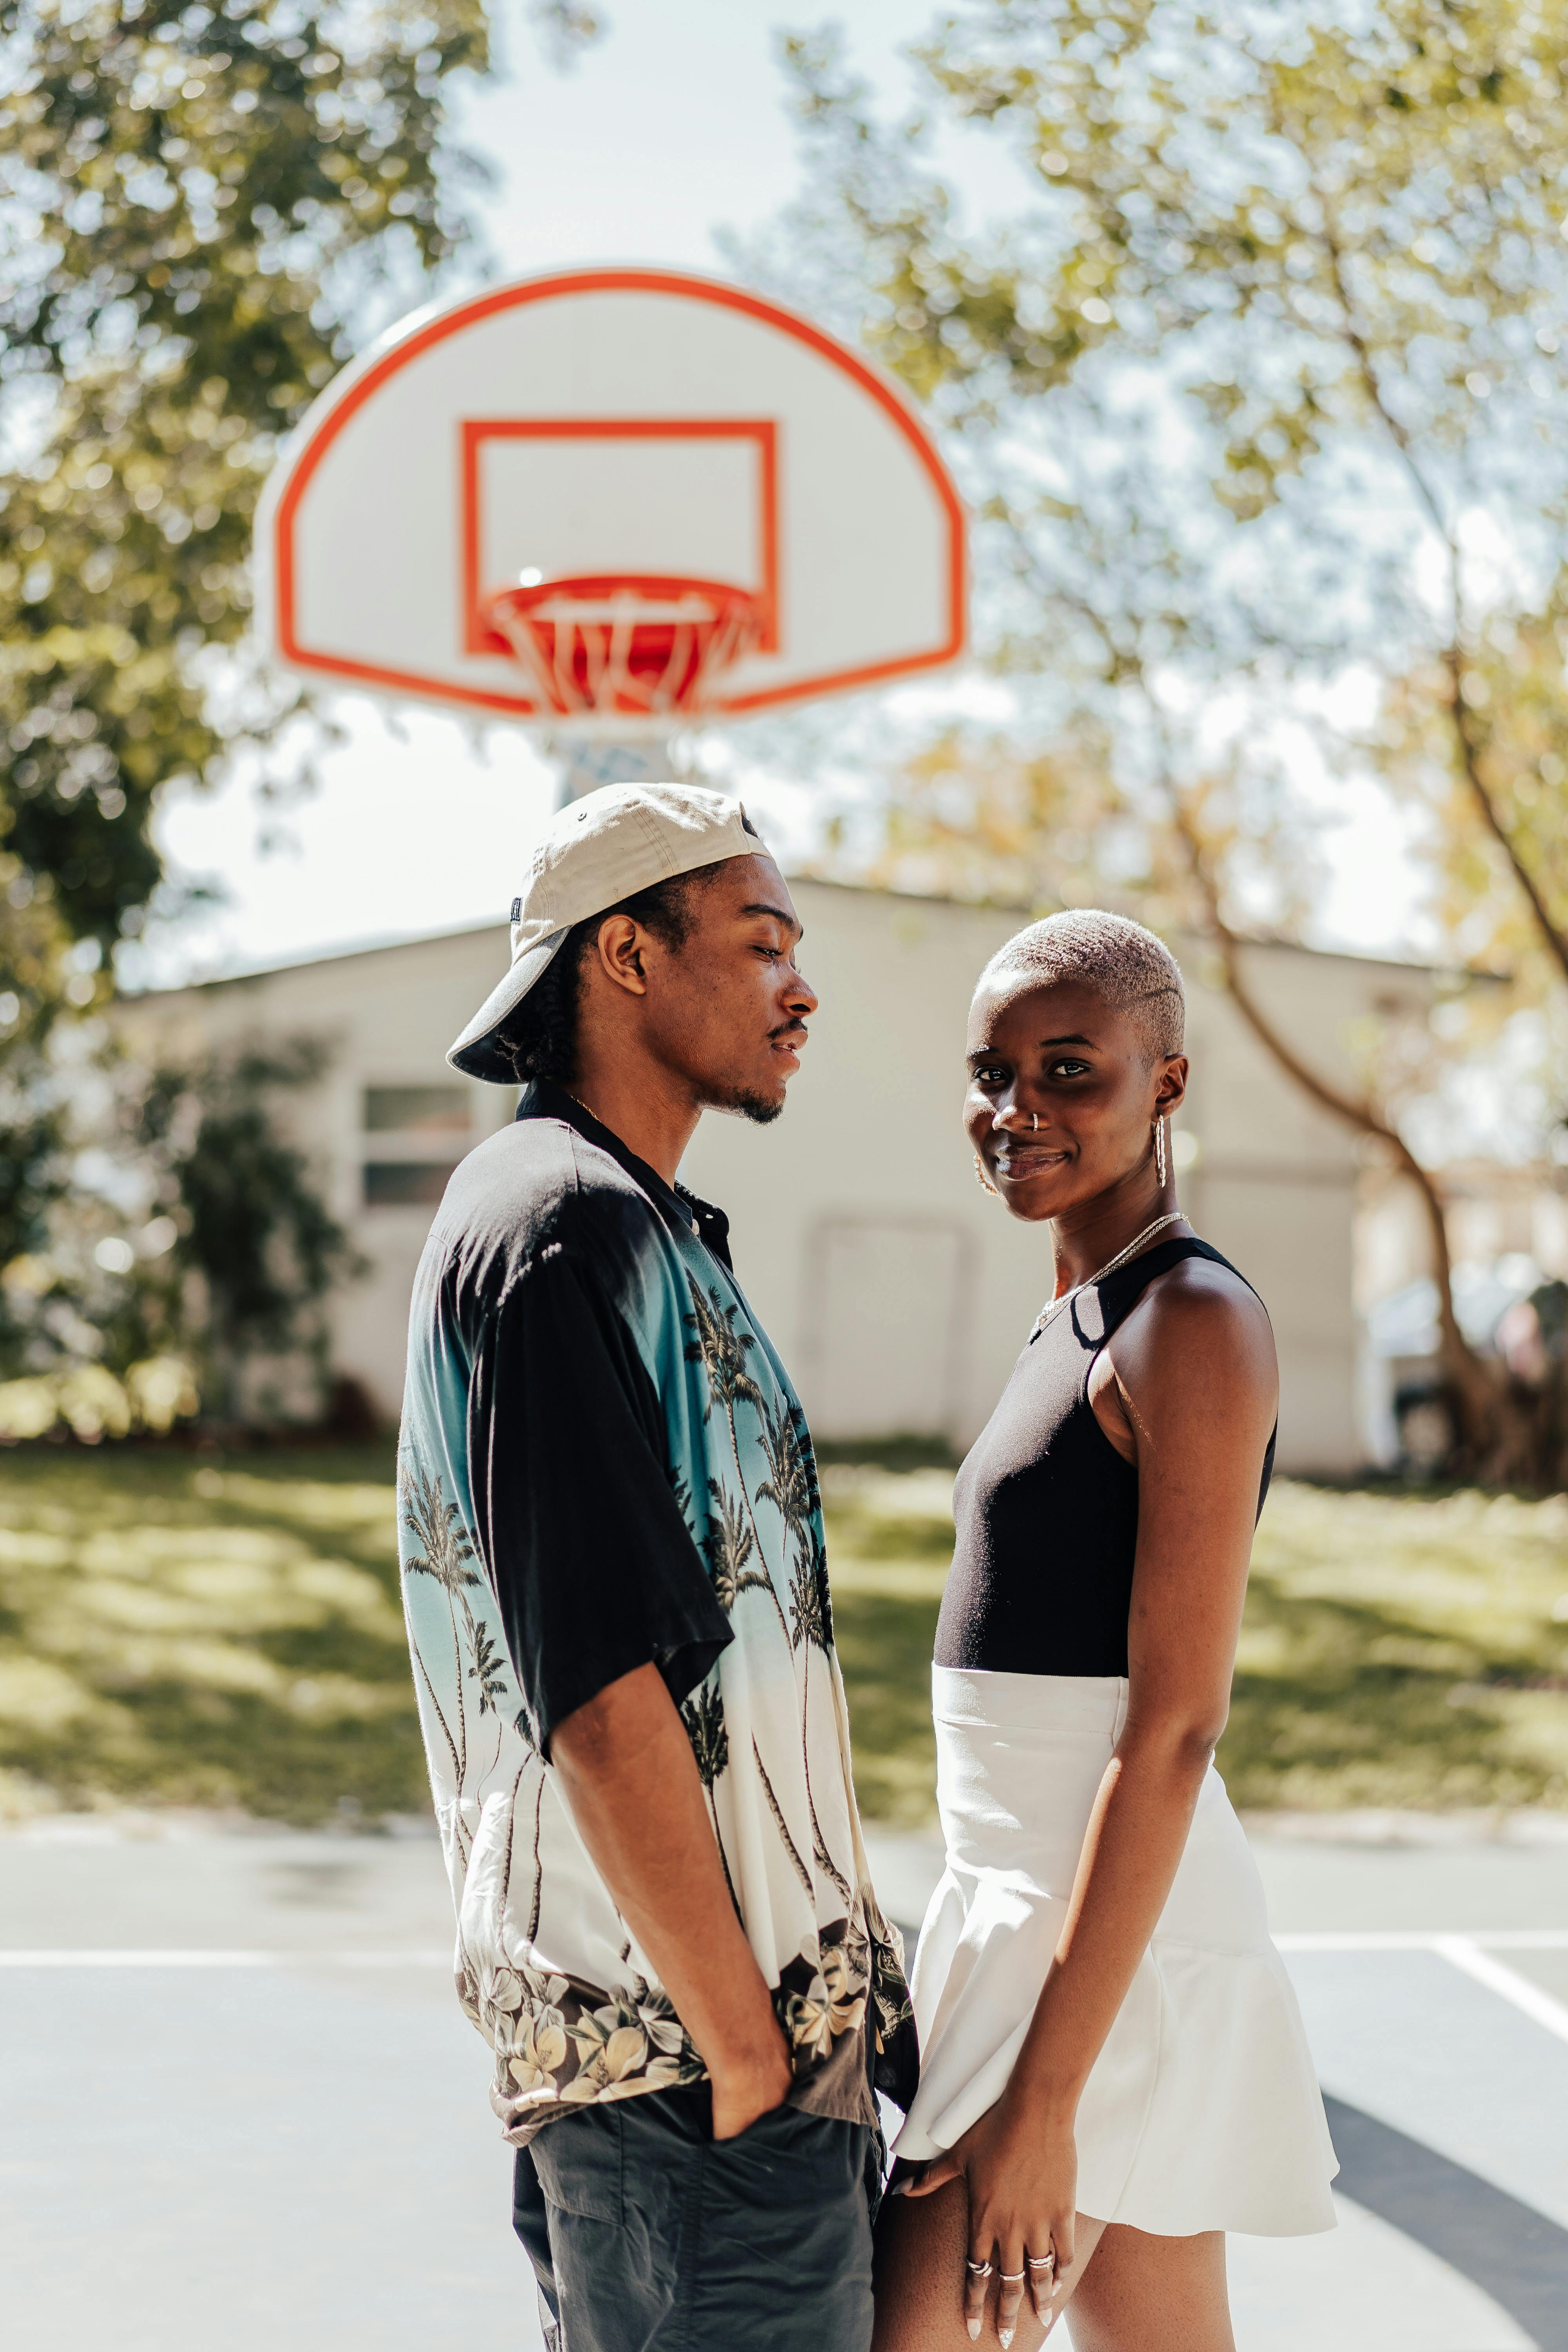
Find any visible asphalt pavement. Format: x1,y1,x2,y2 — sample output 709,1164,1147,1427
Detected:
2,1811,1566,2350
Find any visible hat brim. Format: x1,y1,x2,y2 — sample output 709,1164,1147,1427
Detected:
446,928,571,1081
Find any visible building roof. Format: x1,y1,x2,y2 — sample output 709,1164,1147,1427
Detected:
120,872,1499,1004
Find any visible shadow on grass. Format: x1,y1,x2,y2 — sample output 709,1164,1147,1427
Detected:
0,1441,427,1823
5,1448,1566,1830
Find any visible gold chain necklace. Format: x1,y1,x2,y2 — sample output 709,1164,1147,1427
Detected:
555,1085,701,1235
1034,1212,1187,1334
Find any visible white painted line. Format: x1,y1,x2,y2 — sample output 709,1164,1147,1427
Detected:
0,1949,451,1968
1275,1929,1568,1953
1435,1935,1568,2047
1,1931,1562,1974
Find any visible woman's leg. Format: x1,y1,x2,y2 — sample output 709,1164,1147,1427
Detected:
872,2179,1106,2352
1066,2226,1234,2352
874,2189,1233,2352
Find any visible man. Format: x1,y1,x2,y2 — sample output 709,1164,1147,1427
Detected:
397,782,917,2352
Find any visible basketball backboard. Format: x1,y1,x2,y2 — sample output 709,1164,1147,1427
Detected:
255,267,966,733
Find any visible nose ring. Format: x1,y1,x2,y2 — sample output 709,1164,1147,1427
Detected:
1031,1112,1038,1132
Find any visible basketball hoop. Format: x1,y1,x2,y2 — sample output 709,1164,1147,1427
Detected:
483,573,766,720
260,269,967,730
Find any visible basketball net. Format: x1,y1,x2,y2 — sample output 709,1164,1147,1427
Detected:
483,573,766,722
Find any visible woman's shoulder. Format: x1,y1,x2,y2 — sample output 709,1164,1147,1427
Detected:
1114,1243,1277,1394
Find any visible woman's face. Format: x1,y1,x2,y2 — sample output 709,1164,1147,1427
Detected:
964,977,1187,1225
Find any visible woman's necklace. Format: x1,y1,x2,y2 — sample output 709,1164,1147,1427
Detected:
1033,1212,1187,1334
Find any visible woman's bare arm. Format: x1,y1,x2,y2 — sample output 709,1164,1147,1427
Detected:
906,1263,1276,2340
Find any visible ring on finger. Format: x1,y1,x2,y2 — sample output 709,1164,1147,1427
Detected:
965,2259,994,2278
999,2271,1026,2284
1027,2254,1055,2273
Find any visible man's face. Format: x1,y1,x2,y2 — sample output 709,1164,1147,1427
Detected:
637,855,817,1122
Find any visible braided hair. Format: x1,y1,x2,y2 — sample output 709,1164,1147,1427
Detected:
490,868,722,1086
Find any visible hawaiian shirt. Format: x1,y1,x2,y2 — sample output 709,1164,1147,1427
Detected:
397,1079,917,2144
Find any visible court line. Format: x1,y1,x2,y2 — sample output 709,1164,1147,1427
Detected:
4,1929,1566,1966
1434,1935,1568,2048
0,1948,453,1967
1276,1928,1568,1953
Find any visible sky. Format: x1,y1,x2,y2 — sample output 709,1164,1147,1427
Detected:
136,0,1431,990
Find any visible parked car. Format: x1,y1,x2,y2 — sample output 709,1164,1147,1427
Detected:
1365,1256,1567,1474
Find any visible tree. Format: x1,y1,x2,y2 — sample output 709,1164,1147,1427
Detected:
0,0,600,1038
0,0,597,1426
0,1026,359,1436
750,0,1568,1476
135,1034,361,1419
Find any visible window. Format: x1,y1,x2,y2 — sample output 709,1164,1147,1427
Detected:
363,1163,458,1207
363,1085,470,1134
360,1083,472,1210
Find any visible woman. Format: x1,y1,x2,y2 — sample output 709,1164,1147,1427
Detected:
875,913,1336,2352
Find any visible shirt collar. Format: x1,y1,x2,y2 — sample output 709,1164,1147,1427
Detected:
516,1077,733,1270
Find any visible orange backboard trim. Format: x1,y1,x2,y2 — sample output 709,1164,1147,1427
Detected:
272,267,965,719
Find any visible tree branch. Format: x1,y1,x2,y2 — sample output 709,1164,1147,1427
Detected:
1162,788,1499,1446
1319,218,1568,986
1441,648,1568,988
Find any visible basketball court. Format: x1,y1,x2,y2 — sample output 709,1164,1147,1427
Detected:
2,1818,1566,2350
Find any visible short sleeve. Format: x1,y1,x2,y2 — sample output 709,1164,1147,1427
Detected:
465,1245,731,1755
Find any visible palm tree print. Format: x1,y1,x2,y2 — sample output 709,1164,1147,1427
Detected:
684,1279,790,1639
684,1278,761,1419
468,1621,508,1717
668,1469,697,1538
760,1399,851,1906
703,1478,773,1612
752,1735,813,1897
785,1539,851,1905
755,1397,818,1560
468,1621,511,1777
681,1680,739,1910
401,1465,484,1782
759,1397,833,1646
526,1759,548,1942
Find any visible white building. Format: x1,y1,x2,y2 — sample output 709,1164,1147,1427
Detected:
119,880,1451,1474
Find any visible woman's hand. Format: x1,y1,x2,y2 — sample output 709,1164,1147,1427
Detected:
905,2093,1077,2343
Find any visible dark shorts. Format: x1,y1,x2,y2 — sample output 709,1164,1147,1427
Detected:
512,2085,875,2352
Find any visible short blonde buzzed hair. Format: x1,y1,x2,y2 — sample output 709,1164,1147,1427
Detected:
978,910,1185,1060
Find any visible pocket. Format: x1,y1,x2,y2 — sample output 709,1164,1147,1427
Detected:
528,2102,624,2225
708,2103,857,2207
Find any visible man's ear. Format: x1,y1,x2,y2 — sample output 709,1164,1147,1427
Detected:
592,915,652,999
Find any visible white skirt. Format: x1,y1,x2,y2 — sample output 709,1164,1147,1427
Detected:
894,1668,1338,2238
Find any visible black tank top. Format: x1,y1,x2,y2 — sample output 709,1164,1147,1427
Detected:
934,1236,1276,1679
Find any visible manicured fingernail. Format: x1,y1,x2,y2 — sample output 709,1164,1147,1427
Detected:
966,2323,981,2343
999,2333,1014,2348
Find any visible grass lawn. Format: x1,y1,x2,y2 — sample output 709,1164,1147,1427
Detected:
0,1441,419,1823
1,1445,1566,1826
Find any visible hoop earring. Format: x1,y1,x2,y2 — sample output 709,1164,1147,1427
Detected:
974,1155,1000,1198
1154,1113,1167,1190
